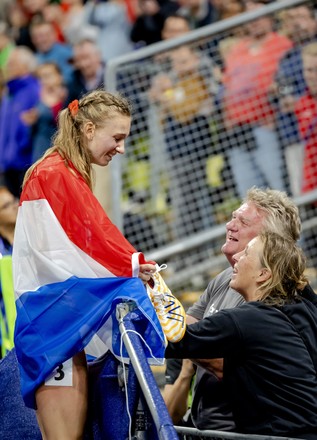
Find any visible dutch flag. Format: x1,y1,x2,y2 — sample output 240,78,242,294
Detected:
13,153,166,409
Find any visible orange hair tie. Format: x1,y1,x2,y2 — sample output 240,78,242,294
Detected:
68,99,79,117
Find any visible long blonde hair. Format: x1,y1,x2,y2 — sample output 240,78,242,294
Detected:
257,231,307,306
23,89,132,190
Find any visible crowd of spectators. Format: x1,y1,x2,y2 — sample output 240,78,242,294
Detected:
0,0,246,196
0,0,317,208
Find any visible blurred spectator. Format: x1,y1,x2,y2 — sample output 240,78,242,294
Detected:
294,41,317,269
0,0,11,22
276,5,317,125
59,0,86,42
273,4,317,196
216,0,245,65
58,0,98,48
220,0,292,199
294,42,317,195
148,43,218,238
130,0,179,47
0,68,5,100
0,186,18,359
29,16,73,83
83,0,134,62
13,0,48,49
176,0,218,30
141,13,191,222
215,0,244,21
4,0,30,46
66,38,105,103
41,1,66,42
152,13,191,66
22,62,68,162
0,46,40,197
161,12,191,40
0,21,15,70
13,0,65,49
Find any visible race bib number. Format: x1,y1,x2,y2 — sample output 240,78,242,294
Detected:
45,358,73,387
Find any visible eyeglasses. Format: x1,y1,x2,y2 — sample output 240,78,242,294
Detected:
0,198,18,212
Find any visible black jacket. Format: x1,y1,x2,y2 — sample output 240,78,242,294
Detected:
166,286,317,439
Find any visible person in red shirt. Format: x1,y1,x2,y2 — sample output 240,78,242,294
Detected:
294,42,317,194
221,0,292,199
294,41,317,270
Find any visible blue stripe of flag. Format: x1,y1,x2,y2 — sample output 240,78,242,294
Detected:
14,276,165,408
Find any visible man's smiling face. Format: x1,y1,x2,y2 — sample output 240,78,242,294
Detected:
221,202,266,267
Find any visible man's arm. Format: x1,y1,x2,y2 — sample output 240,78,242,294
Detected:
162,358,196,424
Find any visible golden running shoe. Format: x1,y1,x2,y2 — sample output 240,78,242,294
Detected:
147,266,186,343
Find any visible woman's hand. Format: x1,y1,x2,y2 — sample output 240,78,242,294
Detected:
138,263,156,284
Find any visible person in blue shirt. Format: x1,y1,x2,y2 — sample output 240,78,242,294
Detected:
0,46,40,197
29,17,74,84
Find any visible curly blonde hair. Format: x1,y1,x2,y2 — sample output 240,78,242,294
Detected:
245,187,301,243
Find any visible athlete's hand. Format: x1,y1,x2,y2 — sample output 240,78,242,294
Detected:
139,263,156,284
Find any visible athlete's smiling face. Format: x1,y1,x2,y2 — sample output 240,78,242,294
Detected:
85,115,131,166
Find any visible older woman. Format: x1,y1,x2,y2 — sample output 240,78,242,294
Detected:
165,231,317,439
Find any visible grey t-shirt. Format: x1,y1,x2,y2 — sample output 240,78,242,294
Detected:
187,267,245,431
